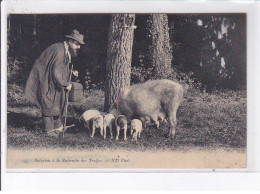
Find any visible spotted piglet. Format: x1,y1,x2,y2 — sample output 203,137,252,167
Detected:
115,115,128,141
80,109,102,131
130,119,143,142
103,113,115,139
79,109,104,138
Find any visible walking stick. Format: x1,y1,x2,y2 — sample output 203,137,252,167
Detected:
62,64,74,139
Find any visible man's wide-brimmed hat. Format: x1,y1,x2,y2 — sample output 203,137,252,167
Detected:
65,29,85,45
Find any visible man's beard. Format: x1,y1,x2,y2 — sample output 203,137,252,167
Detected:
69,47,78,58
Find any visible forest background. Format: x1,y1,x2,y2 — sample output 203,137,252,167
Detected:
7,14,246,92
7,14,246,150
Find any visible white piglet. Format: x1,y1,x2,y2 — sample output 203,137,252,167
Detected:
130,119,143,142
103,113,115,139
91,114,104,138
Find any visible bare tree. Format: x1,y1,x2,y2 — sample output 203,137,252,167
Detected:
104,14,136,111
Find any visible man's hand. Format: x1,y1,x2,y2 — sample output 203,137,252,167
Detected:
66,83,72,91
72,70,79,77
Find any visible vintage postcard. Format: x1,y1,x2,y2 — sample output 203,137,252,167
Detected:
2,0,253,172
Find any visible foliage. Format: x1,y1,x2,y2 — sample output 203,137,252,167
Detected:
8,14,246,91
7,57,29,85
169,14,246,91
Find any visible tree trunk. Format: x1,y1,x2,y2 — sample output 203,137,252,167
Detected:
104,14,136,111
148,14,175,79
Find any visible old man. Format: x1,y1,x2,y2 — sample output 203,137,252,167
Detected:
25,29,85,138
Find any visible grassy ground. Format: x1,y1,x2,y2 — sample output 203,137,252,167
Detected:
7,84,246,152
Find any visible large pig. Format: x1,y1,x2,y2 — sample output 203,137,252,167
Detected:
117,79,183,138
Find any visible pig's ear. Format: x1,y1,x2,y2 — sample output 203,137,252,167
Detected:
109,103,117,111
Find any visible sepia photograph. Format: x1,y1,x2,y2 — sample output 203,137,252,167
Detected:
4,12,248,169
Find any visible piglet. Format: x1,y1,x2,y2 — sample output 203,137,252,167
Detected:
115,115,128,141
130,119,143,142
91,114,104,138
103,113,115,139
79,109,104,138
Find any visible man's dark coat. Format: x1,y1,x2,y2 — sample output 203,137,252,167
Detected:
25,42,70,116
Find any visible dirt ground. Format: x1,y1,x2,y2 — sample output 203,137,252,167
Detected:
6,85,247,169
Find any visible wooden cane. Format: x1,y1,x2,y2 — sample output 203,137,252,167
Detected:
62,64,74,138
